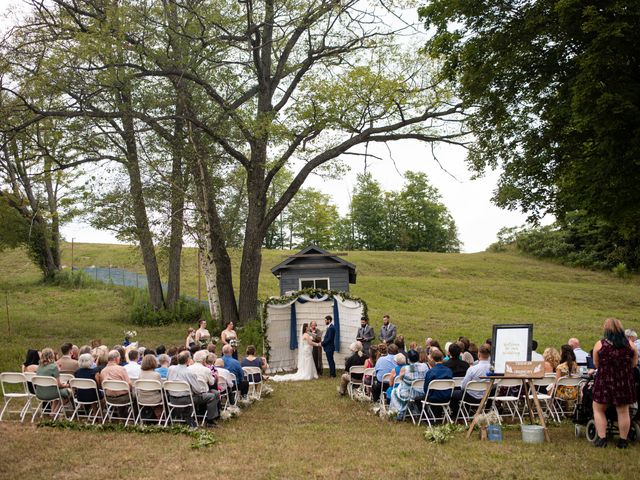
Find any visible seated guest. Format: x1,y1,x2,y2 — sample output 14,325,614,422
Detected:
167,351,220,428
457,340,474,365
450,344,492,414
531,340,544,361
74,353,103,406
373,343,399,402
155,354,171,379
95,350,109,374
554,344,579,404
241,345,268,383
468,343,479,362
443,343,470,377
568,337,589,365
543,347,560,373
394,336,407,359
390,349,430,420
422,349,453,402
78,345,92,357
214,358,233,392
188,350,217,392
138,354,163,419
56,342,79,374
100,350,133,404
22,349,40,373
124,349,142,380
36,348,71,405
222,344,249,397
155,345,166,356
386,354,407,400
339,342,366,395
115,346,128,366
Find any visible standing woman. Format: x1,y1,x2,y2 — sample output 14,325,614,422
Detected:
221,321,238,360
592,318,638,448
195,319,211,349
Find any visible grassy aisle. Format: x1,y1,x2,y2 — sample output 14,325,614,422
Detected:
2,378,639,479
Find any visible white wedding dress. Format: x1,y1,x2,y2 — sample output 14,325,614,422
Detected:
271,333,318,382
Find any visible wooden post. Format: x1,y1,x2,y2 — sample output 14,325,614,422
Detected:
5,292,10,336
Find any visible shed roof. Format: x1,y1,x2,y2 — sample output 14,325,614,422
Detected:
271,245,357,284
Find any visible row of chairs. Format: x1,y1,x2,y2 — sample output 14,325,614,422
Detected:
345,367,583,426
0,366,264,427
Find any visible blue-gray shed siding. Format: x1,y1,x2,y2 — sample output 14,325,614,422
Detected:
279,268,349,295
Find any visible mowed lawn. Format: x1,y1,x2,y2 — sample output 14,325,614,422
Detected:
0,246,639,479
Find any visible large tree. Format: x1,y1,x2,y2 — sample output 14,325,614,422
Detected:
420,0,640,257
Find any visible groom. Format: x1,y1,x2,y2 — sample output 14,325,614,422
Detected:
321,315,336,378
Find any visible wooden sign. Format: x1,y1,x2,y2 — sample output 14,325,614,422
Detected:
504,361,545,378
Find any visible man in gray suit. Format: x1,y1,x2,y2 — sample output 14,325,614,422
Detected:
356,317,375,356
378,315,397,344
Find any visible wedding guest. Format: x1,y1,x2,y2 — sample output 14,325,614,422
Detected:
195,319,211,348
554,344,579,406
568,337,589,365
373,343,399,402
100,351,132,405
74,353,103,406
450,344,492,414
155,354,171,379
543,347,560,373
241,345,268,383
222,344,248,397
78,345,92,357
356,317,375,356
56,342,79,374
309,320,323,376
137,354,163,419
365,345,378,370
186,327,196,348
386,353,407,400
189,350,216,392
124,350,141,380
422,349,453,402
457,341,474,365
592,318,638,448
36,348,71,404
167,351,220,428
95,350,109,374
115,346,127,366
338,342,366,395
468,343,479,362
390,349,429,420
418,347,430,367
394,336,407,361
624,329,639,366
221,321,238,359
443,343,469,377
22,349,40,373
155,345,166,356
378,315,397,344
531,340,544,361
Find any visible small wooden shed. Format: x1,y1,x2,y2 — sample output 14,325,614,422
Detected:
271,245,357,295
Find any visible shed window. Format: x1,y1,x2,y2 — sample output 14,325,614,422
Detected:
299,278,329,290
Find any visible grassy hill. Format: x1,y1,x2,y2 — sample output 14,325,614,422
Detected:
0,243,638,373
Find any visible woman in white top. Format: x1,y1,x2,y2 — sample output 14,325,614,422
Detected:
221,321,238,359
195,319,211,348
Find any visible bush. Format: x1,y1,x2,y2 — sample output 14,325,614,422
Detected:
47,269,100,289
237,316,267,356
612,263,630,279
129,290,206,326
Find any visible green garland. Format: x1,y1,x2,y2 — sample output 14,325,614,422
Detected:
261,288,369,360
38,420,216,449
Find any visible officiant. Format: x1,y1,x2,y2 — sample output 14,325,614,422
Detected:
356,316,375,356
309,320,323,376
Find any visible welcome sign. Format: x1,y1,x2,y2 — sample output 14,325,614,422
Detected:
491,324,533,374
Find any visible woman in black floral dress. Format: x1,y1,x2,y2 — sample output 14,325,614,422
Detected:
592,318,638,448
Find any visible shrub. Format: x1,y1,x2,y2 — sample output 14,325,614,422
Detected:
47,269,100,289
237,316,267,356
612,263,630,279
129,290,206,326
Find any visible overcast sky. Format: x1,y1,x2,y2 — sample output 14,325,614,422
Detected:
2,1,546,253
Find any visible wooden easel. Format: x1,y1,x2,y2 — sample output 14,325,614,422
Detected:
465,375,551,442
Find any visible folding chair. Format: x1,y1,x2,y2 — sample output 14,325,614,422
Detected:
59,373,75,385
491,378,523,424
552,376,583,420
418,379,455,426
217,374,232,412
0,372,33,422
101,380,134,426
453,377,464,388
378,373,392,413
407,378,425,424
347,366,366,399
30,375,68,422
524,376,556,421
455,380,491,426
228,373,240,405
362,368,375,400
163,380,197,427
68,378,103,424
242,367,263,400
134,379,165,425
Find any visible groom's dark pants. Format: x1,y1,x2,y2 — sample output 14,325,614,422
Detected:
325,349,336,377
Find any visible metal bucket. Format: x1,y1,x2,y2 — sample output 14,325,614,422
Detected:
521,425,545,444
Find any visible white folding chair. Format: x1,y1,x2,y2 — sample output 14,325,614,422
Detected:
492,378,523,424
59,373,75,385
347,366,366,399
418,379,455,426
68,378,103,424
228,372,239,406
134,379,165,425
101,380,134,426
163,380,197,427
217,374,231,411
0,372,33,422
552,376,583,420
453,377,464,388
30,375,68,422
379,373,392,413
407,378,425,424
362,368,375,400
524,376,556,421
455,380,491,426
242,367,263,400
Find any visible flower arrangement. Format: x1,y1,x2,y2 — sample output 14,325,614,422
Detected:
124,330,137,339
423,424,466,444
229,338,239,350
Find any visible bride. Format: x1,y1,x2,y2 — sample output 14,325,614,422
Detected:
271,323,321,382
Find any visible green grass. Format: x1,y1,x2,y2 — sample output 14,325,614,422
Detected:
1,246,640,478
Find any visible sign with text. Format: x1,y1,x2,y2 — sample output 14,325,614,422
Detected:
491,324,533,374
504,361,545,378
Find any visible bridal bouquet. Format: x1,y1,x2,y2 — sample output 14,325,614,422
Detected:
123,330,137,346
229,338,239,349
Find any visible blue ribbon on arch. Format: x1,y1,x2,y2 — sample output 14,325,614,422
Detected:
289,293,341,352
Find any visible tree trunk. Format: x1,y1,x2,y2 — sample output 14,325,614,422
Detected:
42,156,61,269
199,243,221,322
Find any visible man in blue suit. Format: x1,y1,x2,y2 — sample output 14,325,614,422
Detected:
321,315,336,377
